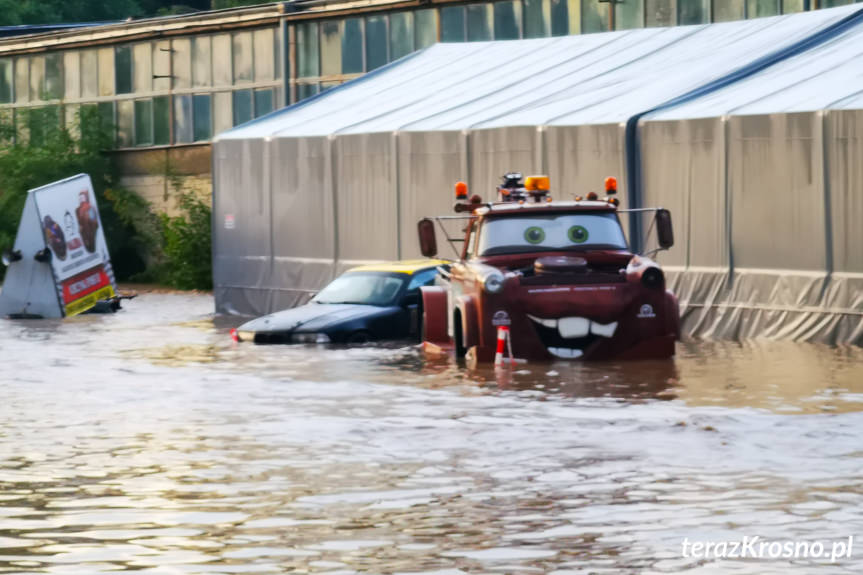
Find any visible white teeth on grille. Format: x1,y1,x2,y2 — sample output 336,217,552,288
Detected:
548,347,584,359
527,315,618,339
558,317,589,339
527,314,558,329
590,321,618,338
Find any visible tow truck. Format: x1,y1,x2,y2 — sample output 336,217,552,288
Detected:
417,173,679,363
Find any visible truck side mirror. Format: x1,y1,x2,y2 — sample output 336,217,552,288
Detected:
418,218,438,258
656,209,674,250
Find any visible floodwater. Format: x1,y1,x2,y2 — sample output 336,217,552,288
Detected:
1,293,862,574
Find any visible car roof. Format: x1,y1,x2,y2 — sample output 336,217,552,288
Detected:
346,259,448,275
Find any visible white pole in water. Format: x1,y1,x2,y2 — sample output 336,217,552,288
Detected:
494,326,512,366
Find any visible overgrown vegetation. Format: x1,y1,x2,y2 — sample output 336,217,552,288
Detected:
0,0,261,25
0,108,212,290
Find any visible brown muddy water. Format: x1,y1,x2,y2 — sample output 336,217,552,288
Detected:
1,293,862,574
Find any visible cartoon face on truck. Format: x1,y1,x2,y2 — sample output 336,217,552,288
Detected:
417,173,680,363
474,212,628,257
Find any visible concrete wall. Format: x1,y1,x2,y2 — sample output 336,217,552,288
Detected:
112,144,212,216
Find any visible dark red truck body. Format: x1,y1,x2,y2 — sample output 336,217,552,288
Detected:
419,187,679,364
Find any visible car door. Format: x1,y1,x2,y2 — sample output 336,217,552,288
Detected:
404,268,441,337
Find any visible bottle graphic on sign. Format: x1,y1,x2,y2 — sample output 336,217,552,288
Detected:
75,190,100,253
43,215,67,260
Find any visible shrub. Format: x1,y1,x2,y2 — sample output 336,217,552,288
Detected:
158,192,212,290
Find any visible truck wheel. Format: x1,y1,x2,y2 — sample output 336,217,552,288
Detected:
453,311,466,358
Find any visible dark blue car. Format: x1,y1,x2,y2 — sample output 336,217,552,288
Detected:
233,260,446,344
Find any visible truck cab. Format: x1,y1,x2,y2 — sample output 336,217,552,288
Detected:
418,173,679,363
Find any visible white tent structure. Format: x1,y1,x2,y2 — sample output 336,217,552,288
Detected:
213,4,863,344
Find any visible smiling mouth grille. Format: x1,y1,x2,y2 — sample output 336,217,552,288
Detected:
527,315,618,359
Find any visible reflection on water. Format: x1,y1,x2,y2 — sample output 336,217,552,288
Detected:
0,293,862,574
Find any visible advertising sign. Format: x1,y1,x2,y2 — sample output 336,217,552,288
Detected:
32,174,116,316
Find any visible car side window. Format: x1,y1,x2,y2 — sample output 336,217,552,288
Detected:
406,269,438,291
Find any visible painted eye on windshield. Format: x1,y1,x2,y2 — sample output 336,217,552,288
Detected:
568,225,589,244
524,226,546,244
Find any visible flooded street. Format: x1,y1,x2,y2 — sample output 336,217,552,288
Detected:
1,293,862,574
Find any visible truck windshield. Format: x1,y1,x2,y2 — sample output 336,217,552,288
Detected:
477,213,627,256
313,273,405,306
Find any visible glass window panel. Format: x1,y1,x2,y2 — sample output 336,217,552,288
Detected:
0,108,13,143
297,83,319,101
467,5,493,41
254,89,274,118
131,43,151,93
441,6,466,42
63,52,79,99
192,36,212,88
30,56,44,101
714,0,744,21
44,53,62,99
296,22,320,78
173,38,191,90
153,95,169,145
275,26,283,80
15,57,28,103
342,18,364,73
646,0,676,26
15,109,29,144
253,28,275,81
551,0,570,36
678,0,708,24
494,0,521,40
321,20,342,76
99,48,115,97
64,104,79,138
29,107,59,147
212,34,232,85
232,89,253,126
0,59,12,103
174,95,192,143
821,0,854,6
582,0,609,33
115,46,132,94
193,94,211,141
415,9,438,48
321,81,339,93
233,32,253,83
152,41,171,92
213,91,232,134
81,50,97,98
134,99,153,146
390,12,414,60
781,0,805,12
366,16,388,71
494,1,522,39
98,101,114,134
616,0,644,28
747,0,780,16
116,99,134,147
524,0,551,38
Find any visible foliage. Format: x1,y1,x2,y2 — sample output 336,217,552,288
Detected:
0,0,249,25
156,192,213,290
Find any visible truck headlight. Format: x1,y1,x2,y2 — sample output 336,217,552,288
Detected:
291,333,331,344
482,271,505,294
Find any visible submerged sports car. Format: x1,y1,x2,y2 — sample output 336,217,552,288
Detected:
233,260,447,344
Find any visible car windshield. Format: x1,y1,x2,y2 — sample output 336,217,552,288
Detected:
477,213,627,256
312,273,406,306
